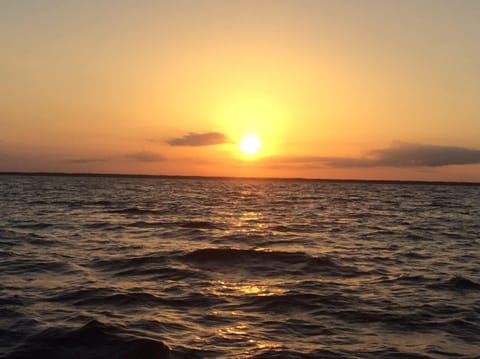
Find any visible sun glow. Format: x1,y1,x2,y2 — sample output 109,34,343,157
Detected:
240,134,261,155
214,92,291,160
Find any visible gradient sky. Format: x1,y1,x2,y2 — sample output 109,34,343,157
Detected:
1,0,480,181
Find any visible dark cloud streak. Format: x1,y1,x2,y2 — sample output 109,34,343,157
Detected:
69,158,109,164
123,151,166,162
70,151,166,164
365,144,480,167
266,144,480,169
167,132,229,146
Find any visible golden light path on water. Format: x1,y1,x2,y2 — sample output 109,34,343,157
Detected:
210,280,286,297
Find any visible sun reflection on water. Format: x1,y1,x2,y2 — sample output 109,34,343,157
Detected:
210,280,286,297
216,324,249,339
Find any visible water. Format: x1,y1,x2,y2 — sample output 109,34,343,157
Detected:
1,174,479,358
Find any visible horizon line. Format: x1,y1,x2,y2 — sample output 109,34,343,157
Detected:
1,171,479,186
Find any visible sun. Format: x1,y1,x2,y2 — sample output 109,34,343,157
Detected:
239,134,261,155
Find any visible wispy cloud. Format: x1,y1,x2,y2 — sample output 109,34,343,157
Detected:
167,132,230,146
266,143,480,168
124,151,166,162
69,151,166,164
69,158,109,164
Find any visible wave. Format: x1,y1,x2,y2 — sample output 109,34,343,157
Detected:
114,266,203,280
89,200,115,206
377,274,428,285
24,233,57,246
0,296,24,306
401,251,430,259
91,254,198,279
176,220,221,229
252,345,431,358
48,288,116,303
4,320,171,359
11,223,52,230
181,248,333,266
48,288,223,309
120,220,222,230
269,224,317,233
253,348,429,359
179,248,362,277
251,349,343,358
83,222,125,230
0,229,21,239
93,254,169,270
242,292,347,314
429,275,480,291
2,259,73,275
108,207,167,215
0,230,57,247
357,349,433,359
71,292,166,307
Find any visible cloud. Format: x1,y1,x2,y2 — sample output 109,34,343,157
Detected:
70,151,166,164
124,151,166,162
340,143,480,168
69,158,109,164
167,132,229,146
266,143,480,169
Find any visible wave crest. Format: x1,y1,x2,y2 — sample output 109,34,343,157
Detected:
5,320,171,359
429,275,480,291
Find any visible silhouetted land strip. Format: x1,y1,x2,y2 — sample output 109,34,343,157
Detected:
1,171,479,186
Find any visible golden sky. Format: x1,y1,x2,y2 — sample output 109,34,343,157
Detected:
1,0,480,181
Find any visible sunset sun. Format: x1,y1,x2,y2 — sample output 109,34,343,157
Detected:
239,134,261,156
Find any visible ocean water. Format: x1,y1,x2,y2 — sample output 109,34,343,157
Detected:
1,174,479,359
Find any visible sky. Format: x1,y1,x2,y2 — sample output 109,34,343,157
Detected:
1,0,480,181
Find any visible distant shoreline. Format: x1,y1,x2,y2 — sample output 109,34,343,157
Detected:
1,171,479,186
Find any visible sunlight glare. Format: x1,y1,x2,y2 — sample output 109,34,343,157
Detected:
240,134,261,155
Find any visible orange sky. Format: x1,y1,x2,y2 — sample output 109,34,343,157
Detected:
1,1,480,181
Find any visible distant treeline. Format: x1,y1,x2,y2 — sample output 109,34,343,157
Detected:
1,171,479,186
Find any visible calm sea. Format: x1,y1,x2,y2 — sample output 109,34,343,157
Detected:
1,174,479,358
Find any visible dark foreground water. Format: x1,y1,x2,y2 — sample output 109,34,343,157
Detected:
1,174,479,359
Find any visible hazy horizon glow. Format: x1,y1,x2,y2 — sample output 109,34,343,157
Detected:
1,0,480,181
